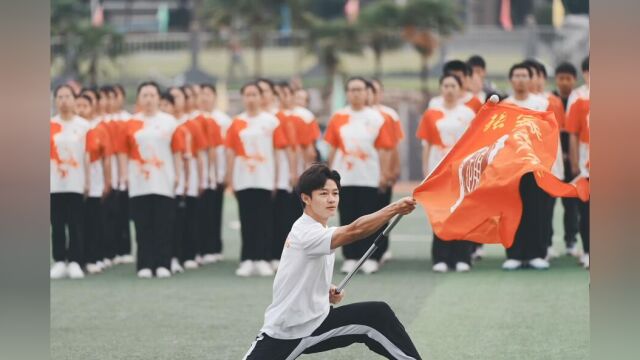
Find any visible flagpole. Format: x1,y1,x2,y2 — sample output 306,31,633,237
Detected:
335,215,403,294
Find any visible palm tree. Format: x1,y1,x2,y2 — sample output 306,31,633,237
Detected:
359,0,404,79
399,0,461,97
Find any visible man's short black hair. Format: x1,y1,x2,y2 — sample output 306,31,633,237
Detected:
581,56,589,72
297,163,341,205
509,62,533,79
522,59,542,76
256,78,276,93
345,76,368,91
136,81,162,97
555,62,577,78
160,91,175,105
200,83,217,94
467,55,486,70
240,81,262,95
443,60,472,77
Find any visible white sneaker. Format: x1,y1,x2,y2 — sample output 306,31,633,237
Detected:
170,258,184,274
502,259,523,270
340,260,357,274
96,260,105,271
235,260,254,277
156,267,172,278
184,260,199,270
529,258,550,270
255,260,275,276
361,260,379,274
202,254,218,264
432,262,448,273
380,251,393,265
195,255,204,265
455,262,471,272
67,262,85,279
86,263,102,274
119,254,135,264
580,253,590,269
213,253,224,262
567,243,581,258
137,268,153,278
271,260,280,272
112,255,123,265
50,262,67,279
103,258,113,268
546,246,558,260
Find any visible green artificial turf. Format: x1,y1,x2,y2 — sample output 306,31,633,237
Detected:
50,193,589,359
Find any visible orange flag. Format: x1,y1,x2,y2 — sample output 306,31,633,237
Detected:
413,100,588,248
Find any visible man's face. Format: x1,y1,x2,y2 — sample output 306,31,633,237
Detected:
346,79,367,108
199,87,215,111
472,66,485,79
302,179,339,219
510,68,531,93
75,98,92,119
555,73,576,96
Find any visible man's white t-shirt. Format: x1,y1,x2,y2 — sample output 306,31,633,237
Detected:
260,214,337,339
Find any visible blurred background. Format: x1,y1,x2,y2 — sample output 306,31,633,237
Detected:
51,0,589,181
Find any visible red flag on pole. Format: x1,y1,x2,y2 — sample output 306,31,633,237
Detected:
500,0,513,31
413,100,588,248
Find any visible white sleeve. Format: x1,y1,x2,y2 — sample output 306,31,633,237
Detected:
303,225,337,258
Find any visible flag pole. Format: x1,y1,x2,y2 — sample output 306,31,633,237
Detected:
335,215,403,294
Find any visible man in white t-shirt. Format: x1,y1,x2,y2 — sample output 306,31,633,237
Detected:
243,164,421,359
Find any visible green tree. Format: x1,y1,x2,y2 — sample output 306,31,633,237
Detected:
399,0,461,97
359,0,404,79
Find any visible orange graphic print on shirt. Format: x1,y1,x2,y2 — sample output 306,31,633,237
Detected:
51,122,80,179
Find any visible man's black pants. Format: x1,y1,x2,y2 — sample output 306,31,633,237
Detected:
243,301,422,360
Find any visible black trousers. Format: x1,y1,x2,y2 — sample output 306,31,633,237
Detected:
83,197,109,264
236,189,274,261
50,193,84,264
113,190,132,256
197,190,214,255
339,186,385,261
244,301,422,360
373,187,393,260
130,195,175,271
272,190,301,260
181,196,200,262
560,132,579,247
543,194,556,249
100,191,117,260
172,197,187,261
579,199,590,254
210,184,226,254
506,173,549,261
431,234,473,267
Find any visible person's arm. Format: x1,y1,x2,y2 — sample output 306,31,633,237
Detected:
102,156,112,200
378,148,393,190
287,146,298,188
330,197,416,250
224,148,235,188
327,146,336,169
196,150,206,195
173,153,183,194
421,141,431,179
391,147,401,184
118,153,128,190
84,152,91,199
569,133,580,177
208,147,217,187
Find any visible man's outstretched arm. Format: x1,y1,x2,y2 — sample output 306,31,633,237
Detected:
330,197,416,250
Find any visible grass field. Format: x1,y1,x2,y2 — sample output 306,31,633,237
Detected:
50,190,589,360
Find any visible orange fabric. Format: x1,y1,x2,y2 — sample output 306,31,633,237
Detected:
413,101,588,248
324,113,350,152
225,119,249,156
121,120,145,161
196,114,223,148
374,116,397,149
276,111,297,147
565,98,590,144
415,109,445,146
273,118,290,149
185,118,208,153
547,93,566,129
173,124,191,155
86,122,113,162
50,121,63,163
465,96,483,113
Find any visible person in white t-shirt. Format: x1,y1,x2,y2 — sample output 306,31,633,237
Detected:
112,84,135,265
500,63,557,271
242,163,421,360
416,74,476,273
118,81,186,278
225,81,288,277
50,85,90,280
324,76,397,276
